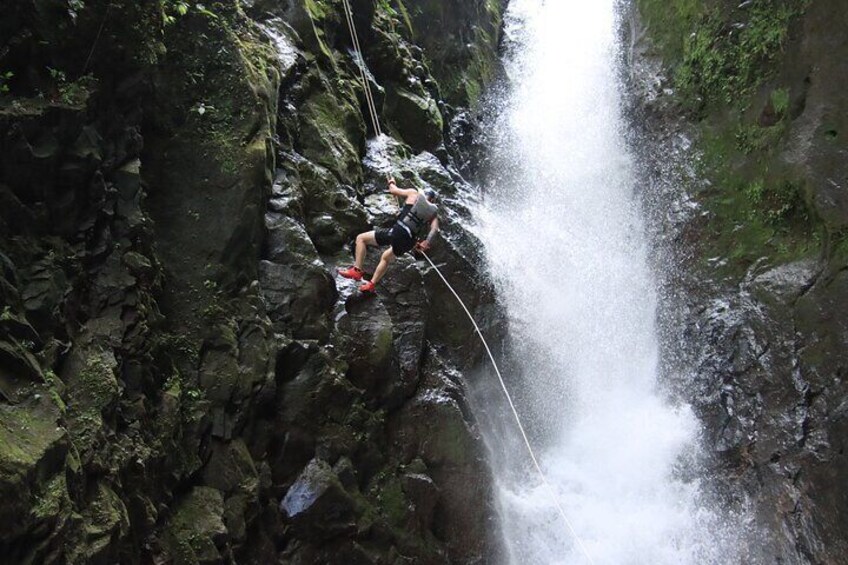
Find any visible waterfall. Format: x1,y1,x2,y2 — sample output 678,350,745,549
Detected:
474,1,742,563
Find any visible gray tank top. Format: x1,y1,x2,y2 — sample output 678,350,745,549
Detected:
398,193,437,237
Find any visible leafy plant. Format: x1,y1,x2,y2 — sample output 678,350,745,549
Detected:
161,1,217,25
47,67,96,105
673,0,808,108
770,87,790,116
67,0,86,21
163,1,190,25
0,70,12,93
735,122,785,154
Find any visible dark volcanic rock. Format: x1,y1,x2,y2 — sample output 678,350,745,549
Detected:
627,0,848,560
280,457,358,540
0,0,505,562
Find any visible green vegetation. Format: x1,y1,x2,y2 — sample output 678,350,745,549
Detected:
0,71,12,93
66,0,86,22
696,118,818,271
639,0,820,272
47,67,96,106
639,0,807,110
679,2,802,107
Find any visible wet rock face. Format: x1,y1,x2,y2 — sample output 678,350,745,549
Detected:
1,0,504,562
678,257,848,563
626,1,848,561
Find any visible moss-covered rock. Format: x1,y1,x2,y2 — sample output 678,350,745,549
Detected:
162,486,228,565
633,0,848,560
334,293,397,397
1,0,505,561
0,398,66,542
61,348,120,463
389,0,504,107
260,259,337,340
280,152,370,252
298,86,366,182
388,356,491,562
385,85,444,151
69,481,131,564
142,4,279,337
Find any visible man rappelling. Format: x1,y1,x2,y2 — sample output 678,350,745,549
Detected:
339,177,440,293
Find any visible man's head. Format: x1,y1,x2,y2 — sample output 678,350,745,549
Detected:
424,188,439,204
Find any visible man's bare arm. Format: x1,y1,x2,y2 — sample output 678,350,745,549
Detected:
426,217,440,243
387,177,418,200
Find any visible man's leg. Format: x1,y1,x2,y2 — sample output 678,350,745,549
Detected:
354,231,377,269
371,248,396,285
340,231,379,280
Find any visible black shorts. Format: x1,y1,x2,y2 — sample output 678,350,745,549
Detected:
375,224,415,256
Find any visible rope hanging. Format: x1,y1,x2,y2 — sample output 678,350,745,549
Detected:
338,1,595,562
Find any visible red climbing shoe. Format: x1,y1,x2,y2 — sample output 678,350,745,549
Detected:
338,266,364,281
359,280,376,293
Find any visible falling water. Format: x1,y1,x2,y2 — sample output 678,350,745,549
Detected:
475,1,741,563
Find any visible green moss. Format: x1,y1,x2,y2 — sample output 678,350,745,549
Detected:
163,487,226,564
770,87,790,116
390,0,415,37
379,477,408,526
637,0,701,64
303,0,338,63
640,0,808,109
31,473,70,521
299,87,364,180
0,401,63,472
734,122,787,155
640,0,822,273
696,123,820,273
75,482,130,561
64,354,119,455
372,324,394,365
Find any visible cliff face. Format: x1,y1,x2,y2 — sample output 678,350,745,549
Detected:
629,0,848,561
0,0,504,562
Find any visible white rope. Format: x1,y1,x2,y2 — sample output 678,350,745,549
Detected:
420,252,596,565
341,0,383,138
338,2,595,561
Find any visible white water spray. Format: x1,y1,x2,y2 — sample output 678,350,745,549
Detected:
476,1,741,563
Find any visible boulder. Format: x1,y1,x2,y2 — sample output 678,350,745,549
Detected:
265,212,321,266
201,439,259,496
162,487,228,565
385,86,444,151
60,347,120,464
363,192,401,227
334,295,396,398
402,471,439,532
281,153,370,252
259,260,336,341
380,260,429,401
279,458,358,541
297,81,365,183
0,398,67,542
388,359,491,562
72,481,130,563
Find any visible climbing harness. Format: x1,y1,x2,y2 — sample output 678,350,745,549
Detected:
339,1,595,562
398,192,438,236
